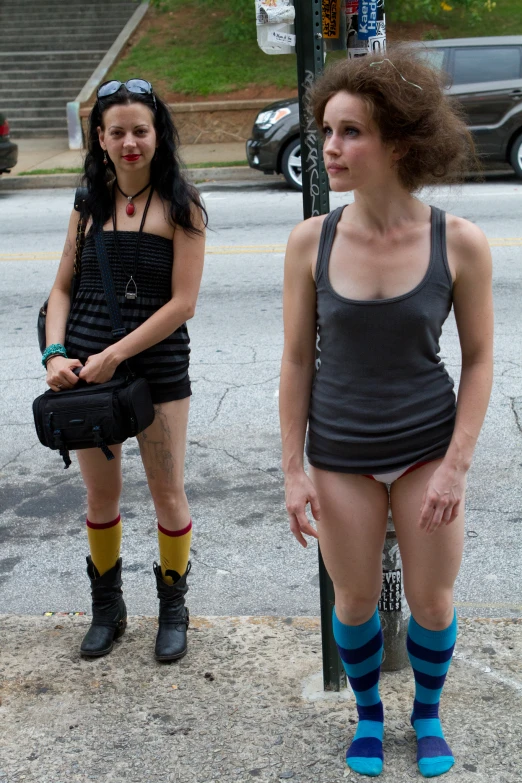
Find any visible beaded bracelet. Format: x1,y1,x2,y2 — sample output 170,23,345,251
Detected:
42,343,68,367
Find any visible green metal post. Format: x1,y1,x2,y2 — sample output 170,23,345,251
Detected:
293,0,330,219
294,0,345,692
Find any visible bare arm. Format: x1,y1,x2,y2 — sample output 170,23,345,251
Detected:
80,207,206,383
45,209,83,390
420,216,493,532
279,217,324,546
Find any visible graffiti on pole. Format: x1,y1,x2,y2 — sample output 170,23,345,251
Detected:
302,69,322,217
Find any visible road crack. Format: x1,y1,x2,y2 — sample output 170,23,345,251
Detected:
190,440,279,482
509,397,522,436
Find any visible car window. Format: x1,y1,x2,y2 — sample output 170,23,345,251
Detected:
417,48,446,72
452,47,521,85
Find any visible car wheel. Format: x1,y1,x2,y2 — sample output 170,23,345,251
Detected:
281,138,302,191
510,132,522,178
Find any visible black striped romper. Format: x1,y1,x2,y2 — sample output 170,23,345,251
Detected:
65,229,191,404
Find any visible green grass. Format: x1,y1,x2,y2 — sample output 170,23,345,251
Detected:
110,0,522,97
111,0,297,96
19,168,83,175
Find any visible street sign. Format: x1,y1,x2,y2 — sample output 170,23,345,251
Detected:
256,0,296,55
347,0,386,57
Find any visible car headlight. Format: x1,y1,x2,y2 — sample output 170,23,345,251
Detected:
254,107,291,130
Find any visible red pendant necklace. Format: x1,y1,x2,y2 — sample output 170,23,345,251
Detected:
116,180,151,216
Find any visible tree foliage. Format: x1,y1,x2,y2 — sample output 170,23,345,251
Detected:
386,0,495,25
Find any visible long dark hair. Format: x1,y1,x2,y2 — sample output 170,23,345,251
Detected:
82,85,208,233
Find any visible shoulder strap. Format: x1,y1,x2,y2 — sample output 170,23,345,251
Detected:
74,187,88,212
93,230,127,340
430,206,453,287
315,206,345,285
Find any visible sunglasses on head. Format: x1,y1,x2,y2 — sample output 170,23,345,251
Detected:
97,79,157,108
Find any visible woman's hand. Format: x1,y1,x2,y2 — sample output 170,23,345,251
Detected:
284,470,321,548
79,349,120,384
419,462,467,534
46,356,83,392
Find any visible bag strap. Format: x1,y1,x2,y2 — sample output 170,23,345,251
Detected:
93,229,127,341
73,186,88,212
73,187,88,277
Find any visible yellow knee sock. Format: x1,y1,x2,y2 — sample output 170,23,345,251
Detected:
86,515,122,576
157,520,192,585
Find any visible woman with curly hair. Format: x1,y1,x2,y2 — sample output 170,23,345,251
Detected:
43,80,206,662
279,51,493,777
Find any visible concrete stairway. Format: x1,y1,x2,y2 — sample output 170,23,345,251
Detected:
0,0,142,138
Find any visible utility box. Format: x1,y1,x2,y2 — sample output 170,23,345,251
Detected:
256,0,296,55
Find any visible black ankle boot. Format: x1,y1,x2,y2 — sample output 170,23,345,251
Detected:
80,556,127,658
153,561,190,662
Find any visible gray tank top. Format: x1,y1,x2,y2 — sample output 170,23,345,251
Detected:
306,205,456,474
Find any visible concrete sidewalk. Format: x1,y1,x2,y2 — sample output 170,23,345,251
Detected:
8,139,249,176
0,615,520,783
0,139,274,191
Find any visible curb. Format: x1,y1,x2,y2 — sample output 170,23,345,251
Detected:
0,167,287,192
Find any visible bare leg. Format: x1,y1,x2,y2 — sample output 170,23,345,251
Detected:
77,444,123,573
310,467,389,776
390,459,464,629
310,466,389,624
391,460,463,777
138,398,192,661
77,444,123,523
137,398,190,532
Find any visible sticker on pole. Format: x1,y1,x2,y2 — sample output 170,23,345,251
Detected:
256,0,296,55
346,0,386,58
323,0,347,52
378,569,402,612
267,29,296,46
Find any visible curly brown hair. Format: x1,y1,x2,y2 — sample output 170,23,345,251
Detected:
309,47,479,191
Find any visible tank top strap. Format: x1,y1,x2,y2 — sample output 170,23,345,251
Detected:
314,206,345,286
429,205,453,287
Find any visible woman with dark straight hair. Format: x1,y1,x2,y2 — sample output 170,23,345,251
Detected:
280,50,493,777
43,79,207,662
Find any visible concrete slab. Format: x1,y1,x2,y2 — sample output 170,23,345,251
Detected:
8,139,247,175
0,615,520,782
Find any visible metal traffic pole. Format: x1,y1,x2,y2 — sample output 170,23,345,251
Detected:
294,1,349,692
255,0,340,691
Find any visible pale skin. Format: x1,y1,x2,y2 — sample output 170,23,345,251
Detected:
279,91,493,630
45,102,205,532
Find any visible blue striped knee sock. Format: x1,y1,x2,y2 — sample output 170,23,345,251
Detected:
333,608,384,777
407,611,457,778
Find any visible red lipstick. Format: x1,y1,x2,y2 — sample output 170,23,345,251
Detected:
123,154,140,161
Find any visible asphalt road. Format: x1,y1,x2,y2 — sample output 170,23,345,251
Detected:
0,179,521,619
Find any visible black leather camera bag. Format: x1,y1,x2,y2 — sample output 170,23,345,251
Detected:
33,226,155,468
